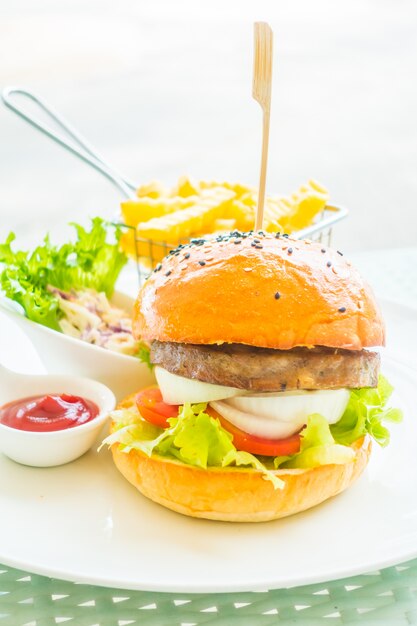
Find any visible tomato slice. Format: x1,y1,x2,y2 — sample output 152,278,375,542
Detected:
206,406,301,457
135,386,179,428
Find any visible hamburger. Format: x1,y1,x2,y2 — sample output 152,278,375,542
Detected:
104,231,401,522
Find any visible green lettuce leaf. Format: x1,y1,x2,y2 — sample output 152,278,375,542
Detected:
274,413,355,469
47,219,126,297
0,218,127,330
103,403,284,489
136,342,154,370
274,375,402,469
98,407,162,454
0,233,62,330
330,375,402,447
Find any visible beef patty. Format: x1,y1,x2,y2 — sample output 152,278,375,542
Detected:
150,341,380,391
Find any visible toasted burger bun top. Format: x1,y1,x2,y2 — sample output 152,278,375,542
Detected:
134,232,385,350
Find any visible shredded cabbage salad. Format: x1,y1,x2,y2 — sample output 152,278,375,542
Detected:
103,375,402,489
48,286,139,356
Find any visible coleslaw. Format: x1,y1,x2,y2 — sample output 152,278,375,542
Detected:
48,286,139,356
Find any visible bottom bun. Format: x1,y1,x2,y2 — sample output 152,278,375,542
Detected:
110,393,372,522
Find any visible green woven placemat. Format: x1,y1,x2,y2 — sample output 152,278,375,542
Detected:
1,559,417,625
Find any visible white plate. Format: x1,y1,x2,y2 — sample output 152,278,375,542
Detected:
0,300,416,592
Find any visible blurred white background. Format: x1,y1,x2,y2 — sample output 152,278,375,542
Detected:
0,0,416,251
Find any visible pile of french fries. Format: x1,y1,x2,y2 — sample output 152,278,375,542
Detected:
120,177,329,265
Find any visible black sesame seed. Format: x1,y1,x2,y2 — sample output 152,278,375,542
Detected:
251,241,257,247
288,247,293,255
253,238,261,243
326,261,332,267
233,239,242,244
321,248,326,253
275,232,281,239
198,260,206,266
283,234,289,238
184,253,190,259
255,244,263,249
165,270,172,276
274,292,281,300
155,263,162,272
337,250,344,256
338,306,346,313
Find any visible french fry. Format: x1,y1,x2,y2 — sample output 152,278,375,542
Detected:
263,199,289,231
261,179,329,233
223,200,254,231
200,180,254,196
133,238,175,267
136,180,166,198
135,188,235,243
121,197,196,227
213,218,236,231
172,175,200,198
284,179,329,230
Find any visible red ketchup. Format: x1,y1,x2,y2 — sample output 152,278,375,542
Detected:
0,394,99,432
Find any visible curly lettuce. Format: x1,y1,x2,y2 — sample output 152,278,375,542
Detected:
0,218,127,331
330,375,402,447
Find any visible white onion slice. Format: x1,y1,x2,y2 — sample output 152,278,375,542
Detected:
155,366,244,404
210,388,350,440
227,389,350,424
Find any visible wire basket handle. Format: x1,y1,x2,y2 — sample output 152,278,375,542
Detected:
2,86,136,199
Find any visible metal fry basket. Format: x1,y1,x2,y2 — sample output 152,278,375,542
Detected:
2,86,349,286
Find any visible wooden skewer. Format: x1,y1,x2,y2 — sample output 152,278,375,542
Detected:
252,22,273,232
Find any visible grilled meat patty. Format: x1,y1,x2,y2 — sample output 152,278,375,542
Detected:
150,341,380,391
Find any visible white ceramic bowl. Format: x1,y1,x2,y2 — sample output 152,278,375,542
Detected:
0,371,116,467
0,291,155,401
